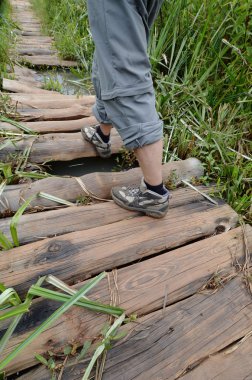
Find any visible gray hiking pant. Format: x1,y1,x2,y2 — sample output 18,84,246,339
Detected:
87,0,164,149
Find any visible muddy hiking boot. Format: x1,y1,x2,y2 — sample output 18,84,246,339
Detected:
111,178,170,218
81,125,112,158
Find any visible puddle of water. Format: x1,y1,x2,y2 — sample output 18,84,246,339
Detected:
35,69,92,96
47,156,120,177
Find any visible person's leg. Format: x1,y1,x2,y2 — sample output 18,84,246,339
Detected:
81,52,113,157
134,139,163,186
102,92,169,218
86,1,169,217
100,123,112,137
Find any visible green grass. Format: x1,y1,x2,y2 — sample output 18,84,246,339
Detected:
31,0,93,72
5,0,252,222
151,0,252,221
0,0,15,73
0,272,125,377
41,75,63,93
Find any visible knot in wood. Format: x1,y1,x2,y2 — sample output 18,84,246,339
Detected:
48,242,61,253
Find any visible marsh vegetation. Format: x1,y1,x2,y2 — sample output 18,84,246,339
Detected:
29,0,251,220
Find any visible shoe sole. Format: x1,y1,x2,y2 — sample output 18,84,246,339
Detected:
111,192,168,219
81,128,112,158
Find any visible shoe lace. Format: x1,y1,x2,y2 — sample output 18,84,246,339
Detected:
126,186,141,197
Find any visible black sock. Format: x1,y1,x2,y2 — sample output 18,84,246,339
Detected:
96,125,110,143
144,180,167,196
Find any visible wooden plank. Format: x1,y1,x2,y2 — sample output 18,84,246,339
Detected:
19,37,53,44
20,55,78,67
17,48,57,56
2,79,64,94
0,186,214,245
17,43,53,49
181,335,252,380
0,130,123,163
2,226,250,376
12,96,95,109
101,278,252,380
0,116,97,133
0,202,238,295
0,159,204,213
6,93,96,104
12,65,38,83
15,104,92,121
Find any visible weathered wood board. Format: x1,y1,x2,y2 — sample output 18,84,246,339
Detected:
0,131,123,164
20,55,78,67
2,79,64,94
1,227,250,376
15,104,92,121
181,335,252,380
9,93,95,108
0,116,97,133
0,186,214,245
0,203,238,295
17,48,57,56
101,278,252,380
0,159,204,213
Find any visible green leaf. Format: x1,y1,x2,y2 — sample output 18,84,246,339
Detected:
48,357,56,370
82,313,125,380
35,354,48,367
0,273,106,372
0,180,7,197
111,330,128,341
76,341,92,361
38,192,75,207
0,232,13,250
10,195,36,247
28,286,124,316
63,345,72,356
0,116,36,135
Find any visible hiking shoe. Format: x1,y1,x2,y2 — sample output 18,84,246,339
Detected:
81,125,112,158
111,178,170,218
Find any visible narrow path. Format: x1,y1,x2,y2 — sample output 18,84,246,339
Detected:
0,1,252,380
10,0,77,67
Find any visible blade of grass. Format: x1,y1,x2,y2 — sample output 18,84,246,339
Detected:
0,116,36,135
29,286,124,316
0,232,13,250
0,180,7,197
10,195,36,247
0,274,106,371
82,313,125,380
0,277,46,355
38,192,76,207
46,274,89,300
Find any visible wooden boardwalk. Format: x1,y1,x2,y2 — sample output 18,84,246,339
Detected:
10,0,77,67
0,1,252,379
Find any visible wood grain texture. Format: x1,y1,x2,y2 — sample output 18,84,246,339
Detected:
0,202,238,295
15,104,92,122
2,79,63,94
101,278,252,380
2,226,250,376
181,335,252,380
0,159,204,213
0,130,123,164
0,186,214,245
0,116,97,133
9,93,95,108
20,55,78,67
17,48,57,56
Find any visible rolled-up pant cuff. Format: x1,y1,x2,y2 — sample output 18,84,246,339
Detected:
124,120,163,149
92,92,163,149
92,100,112,125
